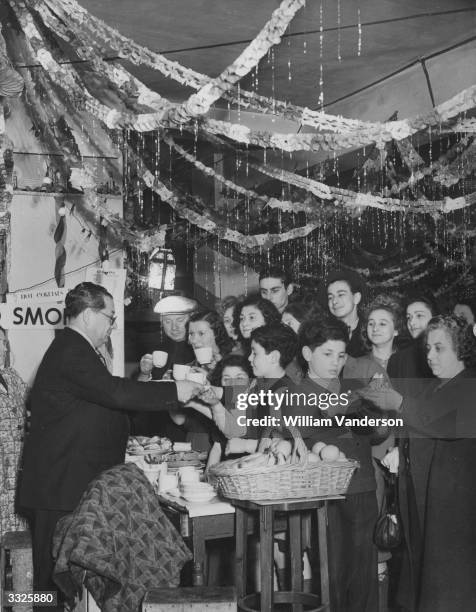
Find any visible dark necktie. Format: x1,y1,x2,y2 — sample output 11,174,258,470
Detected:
96,350,108,368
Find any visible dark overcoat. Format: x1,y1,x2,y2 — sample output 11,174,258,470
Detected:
399,368,476,612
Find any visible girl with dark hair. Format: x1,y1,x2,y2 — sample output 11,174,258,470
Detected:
359,315,476,612
282,301,311,334
135,310,230,452
343,294,403,594
218,296,243,353
154,310,232,453
209,353,254,388
453,296,476,325
234,295,281,345
186,354,254,441
387,293,438,394
344,294,403,388
188,310,234,369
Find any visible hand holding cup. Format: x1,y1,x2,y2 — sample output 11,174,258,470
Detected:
152,350,168,368
175,379,204,404
356,385,403,412
197,386,221,406
194,346,213,365
140,354,153,375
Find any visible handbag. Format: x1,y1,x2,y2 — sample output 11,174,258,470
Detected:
373,471,403,551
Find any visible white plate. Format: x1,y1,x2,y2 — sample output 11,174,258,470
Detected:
180,484,214,492
182,492,216,503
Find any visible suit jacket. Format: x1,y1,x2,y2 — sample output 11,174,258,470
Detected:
346,318,367,358
19,328,177,512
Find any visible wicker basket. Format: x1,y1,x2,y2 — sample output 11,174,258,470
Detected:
209,425,358,501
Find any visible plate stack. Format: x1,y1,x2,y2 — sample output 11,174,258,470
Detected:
179,481,216,503
165,450,204,471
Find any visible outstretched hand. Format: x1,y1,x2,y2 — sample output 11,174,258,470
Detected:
355,386,403,412
175,380,204,404
197,386,221,405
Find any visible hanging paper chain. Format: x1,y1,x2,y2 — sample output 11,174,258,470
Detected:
23,0,476,144
40,0,476,143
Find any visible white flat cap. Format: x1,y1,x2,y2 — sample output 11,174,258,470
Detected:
154,295,197,314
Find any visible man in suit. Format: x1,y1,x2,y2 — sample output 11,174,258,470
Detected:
19,282,201,594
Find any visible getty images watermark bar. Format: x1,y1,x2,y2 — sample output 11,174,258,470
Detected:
3,592,58,607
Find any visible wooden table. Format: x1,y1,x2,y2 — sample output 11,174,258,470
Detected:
230,495,344,612
158,493,287,587
158,493,236,586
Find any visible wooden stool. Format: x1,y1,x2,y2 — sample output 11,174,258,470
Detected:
142,586,236,611
0,530,33,611
232,496,341,612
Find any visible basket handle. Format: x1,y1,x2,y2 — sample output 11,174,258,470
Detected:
257,424,308,465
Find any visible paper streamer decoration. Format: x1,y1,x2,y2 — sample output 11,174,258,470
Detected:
53,201,66,287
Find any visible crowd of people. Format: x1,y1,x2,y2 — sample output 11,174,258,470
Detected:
130,264,476,612
2,265,476,612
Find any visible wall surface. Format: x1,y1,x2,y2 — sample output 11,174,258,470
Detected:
8,192,124,384
194,245,259,307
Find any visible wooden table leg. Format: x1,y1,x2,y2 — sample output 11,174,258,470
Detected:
260,505,274,612
191,519,207,586
235,507,248,603
317,503,330,611
289,511,303,612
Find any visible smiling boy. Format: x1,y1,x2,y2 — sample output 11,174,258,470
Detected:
324,269,367,358
226,323,298,453
284,316,378,612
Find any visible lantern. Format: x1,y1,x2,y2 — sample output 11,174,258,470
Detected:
148,248,176,295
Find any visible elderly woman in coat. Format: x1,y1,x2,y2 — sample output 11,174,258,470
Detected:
358,314,476,612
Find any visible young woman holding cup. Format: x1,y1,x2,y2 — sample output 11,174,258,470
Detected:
187,310,234,373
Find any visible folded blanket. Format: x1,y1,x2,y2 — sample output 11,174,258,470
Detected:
53,463,192,612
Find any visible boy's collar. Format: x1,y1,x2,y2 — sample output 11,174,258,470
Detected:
306,374,341,394
256,373,286,388
260,367,286,379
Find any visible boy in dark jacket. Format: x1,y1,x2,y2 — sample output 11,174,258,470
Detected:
285,316,378,612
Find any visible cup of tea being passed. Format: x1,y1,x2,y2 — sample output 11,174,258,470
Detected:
194,346,213,365
173,364,191,380
152,350,168,368
186,370,208,385
178,466,200,483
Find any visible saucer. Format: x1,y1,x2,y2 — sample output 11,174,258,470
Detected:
182,491,216,503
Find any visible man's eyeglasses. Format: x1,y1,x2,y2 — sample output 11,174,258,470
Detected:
98,311,117,327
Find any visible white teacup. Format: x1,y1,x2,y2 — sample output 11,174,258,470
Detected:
142,462,164,487
178,466,200,483
194,346,213,365
159,472,178,493
152,350,168,368
173,364,191,380
186,370,207,385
